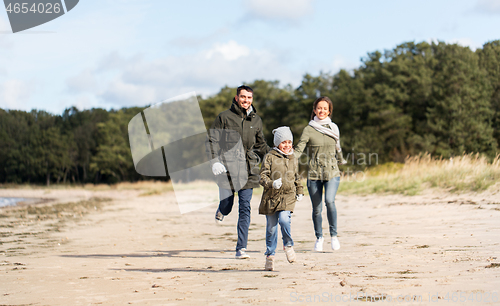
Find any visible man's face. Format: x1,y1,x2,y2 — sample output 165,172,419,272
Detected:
235,89,253,110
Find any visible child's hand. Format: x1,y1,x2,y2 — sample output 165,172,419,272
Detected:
296,194,304,201
272,178,282,189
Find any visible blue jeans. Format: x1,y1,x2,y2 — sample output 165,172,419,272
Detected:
307,177,340,238
265,210,293,256
218,188,253,252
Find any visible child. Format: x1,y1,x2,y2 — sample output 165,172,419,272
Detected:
259,126,304,271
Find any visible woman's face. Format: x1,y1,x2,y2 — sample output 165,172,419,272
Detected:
278,140,292,154
314,101,330,120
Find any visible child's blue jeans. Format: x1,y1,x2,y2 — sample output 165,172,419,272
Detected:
265,210,293,256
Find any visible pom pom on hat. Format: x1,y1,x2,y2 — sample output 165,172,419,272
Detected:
272,126,293,147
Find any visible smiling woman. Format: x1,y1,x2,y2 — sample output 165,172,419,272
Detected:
294,96,347,252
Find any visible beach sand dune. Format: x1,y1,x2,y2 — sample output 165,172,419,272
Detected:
1,185,499,305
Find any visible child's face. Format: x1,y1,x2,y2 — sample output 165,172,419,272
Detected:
278,140,292,154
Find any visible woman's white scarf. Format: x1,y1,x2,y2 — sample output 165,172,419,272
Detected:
273,147,294,156
308,116,342,152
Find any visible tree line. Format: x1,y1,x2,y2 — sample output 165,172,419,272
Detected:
1,40,499,185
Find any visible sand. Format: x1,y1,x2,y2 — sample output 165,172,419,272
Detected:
1,183,499,305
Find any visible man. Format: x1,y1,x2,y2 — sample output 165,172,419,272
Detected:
206,85,270,259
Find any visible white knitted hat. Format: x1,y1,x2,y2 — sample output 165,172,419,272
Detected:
272,126,293,147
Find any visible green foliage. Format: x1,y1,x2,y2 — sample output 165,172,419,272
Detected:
2,40,500,185
477,40,500,150
90,111,132,183
427,42,496,157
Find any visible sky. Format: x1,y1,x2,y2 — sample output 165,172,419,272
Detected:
0,0,500,115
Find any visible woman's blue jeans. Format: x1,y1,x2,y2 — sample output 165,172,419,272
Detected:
307,177,340,238
265,210,293,256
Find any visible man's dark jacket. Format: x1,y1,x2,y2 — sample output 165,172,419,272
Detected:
206,98,269,190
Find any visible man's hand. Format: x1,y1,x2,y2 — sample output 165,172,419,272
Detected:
272,178,282,189
212,162,227,175
296,194,304,201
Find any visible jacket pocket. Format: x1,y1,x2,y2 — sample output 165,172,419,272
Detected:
260,188,282,214
268,191,282,212
223,130,241,151
246,150,261,175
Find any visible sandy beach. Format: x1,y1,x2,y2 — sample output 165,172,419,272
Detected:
1,183,499,305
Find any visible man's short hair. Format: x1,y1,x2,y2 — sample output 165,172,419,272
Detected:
237,85,253,96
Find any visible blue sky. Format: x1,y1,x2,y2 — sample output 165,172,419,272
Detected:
1,0,499,114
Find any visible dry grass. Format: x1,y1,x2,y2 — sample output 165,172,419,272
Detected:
3,153,499,197
338,153,500,195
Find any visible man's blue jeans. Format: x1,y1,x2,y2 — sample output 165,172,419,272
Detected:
218,188,253,252
307,177,340,238
265,210,293,256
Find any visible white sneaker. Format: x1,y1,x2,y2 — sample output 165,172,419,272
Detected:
331,236,340,250
235,248,250,259
314,237,324,252
284,246,296,263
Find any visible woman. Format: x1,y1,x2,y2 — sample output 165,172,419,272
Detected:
294,96,347,252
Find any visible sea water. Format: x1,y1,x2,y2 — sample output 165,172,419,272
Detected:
0,197,27,208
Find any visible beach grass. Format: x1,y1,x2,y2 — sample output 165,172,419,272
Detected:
2,153,499,196
338,153,500,195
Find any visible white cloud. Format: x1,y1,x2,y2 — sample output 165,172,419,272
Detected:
0,79,37,110
0,1,149,113
0,14,10,32
302,54,359,79
96,51,143,72
331,55,358,73
205,40,250,61
56,95,99,113
426,37,482,51
0,16,14,48
101,79,158,106
243,0,314,22
169,28,229,49
474,0,500,14
66,69,98,93
448,38,483,51
65,42,301,108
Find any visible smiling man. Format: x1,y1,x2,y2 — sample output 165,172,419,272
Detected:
206,85,270,259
